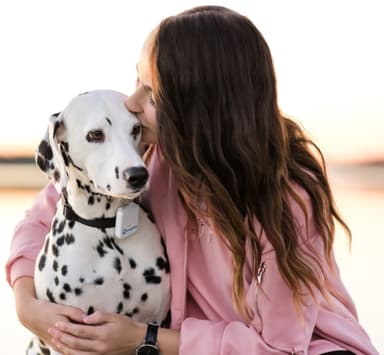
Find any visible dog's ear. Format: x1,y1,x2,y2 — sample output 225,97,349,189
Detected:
35,111,67,192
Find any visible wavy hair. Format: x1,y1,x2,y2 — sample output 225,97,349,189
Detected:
148,6,350,319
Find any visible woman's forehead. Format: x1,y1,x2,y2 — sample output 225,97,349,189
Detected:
137,51,151,86
137,33,155,85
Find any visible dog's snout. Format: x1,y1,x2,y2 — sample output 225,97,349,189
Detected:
123,167,148,189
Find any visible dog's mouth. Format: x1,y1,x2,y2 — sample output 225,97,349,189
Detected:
95,184,143,200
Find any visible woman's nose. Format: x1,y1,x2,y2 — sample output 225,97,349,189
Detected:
124,92,141,113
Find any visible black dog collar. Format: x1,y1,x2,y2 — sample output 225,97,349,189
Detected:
63,202,116,229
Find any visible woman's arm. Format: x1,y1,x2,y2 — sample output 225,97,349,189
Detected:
5,183,59,286
6,184,86,349
14,277,85,350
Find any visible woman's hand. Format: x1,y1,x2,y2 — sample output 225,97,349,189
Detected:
14,277,85,351
49,311,145,355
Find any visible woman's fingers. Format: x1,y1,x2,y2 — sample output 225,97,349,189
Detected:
82,310,113,325
57,304,86,323
51,338,97,355
49,326,102,353
52,321,99,340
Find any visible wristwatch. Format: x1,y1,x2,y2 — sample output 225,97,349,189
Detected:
136,323,160,355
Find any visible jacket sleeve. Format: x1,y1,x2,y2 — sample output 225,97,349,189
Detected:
5,183,59,287
179,190,328,354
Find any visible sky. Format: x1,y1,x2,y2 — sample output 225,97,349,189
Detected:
0,0,383,163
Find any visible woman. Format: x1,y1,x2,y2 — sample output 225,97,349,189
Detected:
6,6,378,355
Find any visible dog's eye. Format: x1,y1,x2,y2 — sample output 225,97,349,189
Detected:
86,130,105,143
131,124,141,138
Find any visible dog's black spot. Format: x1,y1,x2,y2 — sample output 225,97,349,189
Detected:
106,117,112,126
111,238,124,255
114,257,122,274
88,195,95,206
53,260,58,272
161,238,170,273
61,142,69,152
62,148,83,171
54,220,66,235
38,139,53,160
56,235,65,246
84,184,91,193
36,154,49,172
65,233,75,245
52,244,59,257
44,238,50,253
87,306,95,315
74,288,82,296
126,307,139,317
63,283,72,292
106,184,111,191
41,345,51,355
59,293,66,300
96,242,107,257
143,268,162,284
52,260,59,271
61,145,70,167
76,179,84,189
46,288,56,303
106,202,111,210
94,277,104,285
61,265,68,276
123,283,131,299
115,167,119,179
38,254,46,271
52,218,58,232
88,195,95,205
68,220,75,229
79,277,84,283
129,258,137,269
54,276,59,285
103,237,113,249
53,170,61,182
141,293,148,302
96,196,101,203
156,257,169,273
116,302,123,314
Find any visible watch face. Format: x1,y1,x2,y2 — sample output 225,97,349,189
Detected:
136,344,160,355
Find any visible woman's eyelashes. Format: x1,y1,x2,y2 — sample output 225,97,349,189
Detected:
148,94,155,106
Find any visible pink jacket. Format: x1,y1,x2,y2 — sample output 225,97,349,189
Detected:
6,145,379,355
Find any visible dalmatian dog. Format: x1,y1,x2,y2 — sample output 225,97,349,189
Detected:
27,90,170,355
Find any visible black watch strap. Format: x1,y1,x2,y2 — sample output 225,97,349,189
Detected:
136,323,160,355
145,323,159,346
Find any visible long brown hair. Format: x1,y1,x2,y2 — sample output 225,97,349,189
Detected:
149,6,350,319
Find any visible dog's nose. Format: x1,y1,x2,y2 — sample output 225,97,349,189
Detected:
123,167,148,189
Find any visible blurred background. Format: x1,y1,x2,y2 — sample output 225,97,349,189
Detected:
0,0,383,353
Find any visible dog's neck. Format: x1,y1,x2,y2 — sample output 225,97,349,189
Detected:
63,178,129,220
